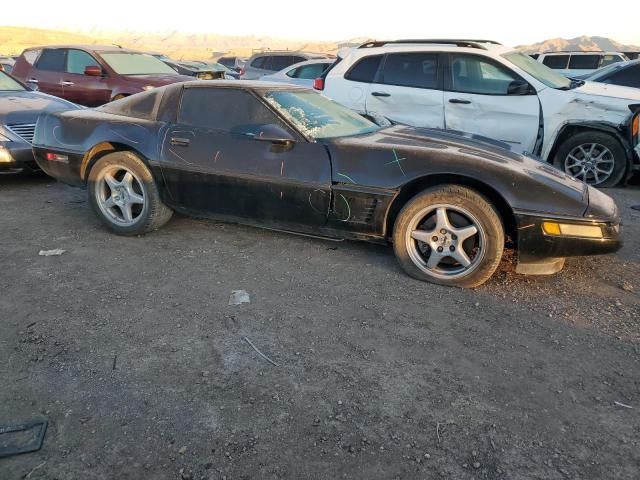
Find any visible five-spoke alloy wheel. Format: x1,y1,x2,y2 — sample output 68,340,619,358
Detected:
96,166,145,226
88,152,173,235
393,185,504,288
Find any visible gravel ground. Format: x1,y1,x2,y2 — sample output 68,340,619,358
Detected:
1,174,638,480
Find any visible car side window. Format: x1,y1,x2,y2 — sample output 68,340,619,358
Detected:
36,49,65,72
66,49,101,74
542,55,569,69
23,49,42,65
345,55,383,83
449,54,519,95
251,56,266,69
608,65,640,88
568,55,600,70
380,52,438,89
271,56,293,71
295,63,328,79
179,88,283,132
600,55,621,67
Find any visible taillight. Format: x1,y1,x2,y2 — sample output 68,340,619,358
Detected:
313,77,324,91
633,114,639,142
45,152,68,162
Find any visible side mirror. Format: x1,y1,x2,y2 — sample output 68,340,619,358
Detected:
507,79,534,95
233,124,296,146
84,65,103,77
25,82,39,91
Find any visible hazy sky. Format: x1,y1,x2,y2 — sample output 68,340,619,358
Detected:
3,0,638,46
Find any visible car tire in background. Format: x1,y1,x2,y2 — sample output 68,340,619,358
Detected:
87,151,173,235
553,131,627,187
392,185,504,288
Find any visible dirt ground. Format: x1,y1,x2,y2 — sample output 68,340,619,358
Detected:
1,174,638,480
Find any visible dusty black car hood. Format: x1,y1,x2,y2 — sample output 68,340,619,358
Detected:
323,125,590,217
0,90,78,125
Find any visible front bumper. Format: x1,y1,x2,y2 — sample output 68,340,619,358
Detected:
515,213,622,273
0,141,39,171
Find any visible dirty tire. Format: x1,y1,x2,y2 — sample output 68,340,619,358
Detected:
392,185,504,288
87,151,172,236
553,131,627,188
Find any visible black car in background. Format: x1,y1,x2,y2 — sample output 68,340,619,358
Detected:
0,70,77,172
32,82,622,288
579,60,640,89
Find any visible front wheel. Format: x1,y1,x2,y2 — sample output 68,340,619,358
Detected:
392,185,504,288
87,151,173,235
553,131,627,187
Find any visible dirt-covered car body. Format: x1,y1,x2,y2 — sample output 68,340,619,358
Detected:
32,81,622,274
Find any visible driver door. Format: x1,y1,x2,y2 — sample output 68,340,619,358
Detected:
159,86,332,228
443,53,540,154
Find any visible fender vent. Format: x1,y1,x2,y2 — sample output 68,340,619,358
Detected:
6,123,36,144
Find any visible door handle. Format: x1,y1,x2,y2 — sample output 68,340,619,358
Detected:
170,137,191,147
371,91,391,97
27,78,39,84
61,81,74,86
449,98,471,104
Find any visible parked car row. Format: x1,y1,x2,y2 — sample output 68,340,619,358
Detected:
1,38,629,288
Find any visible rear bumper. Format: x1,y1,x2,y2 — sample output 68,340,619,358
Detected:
515,212,622,268
32,146,84,185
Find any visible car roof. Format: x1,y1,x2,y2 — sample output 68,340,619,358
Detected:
344,42,515,58
23,45,140,53
182,79,310,92
541,51,624,55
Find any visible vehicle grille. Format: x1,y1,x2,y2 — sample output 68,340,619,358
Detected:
6,123,36,144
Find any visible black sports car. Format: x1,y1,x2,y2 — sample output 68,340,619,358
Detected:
32,81,622,287
0,70,77,172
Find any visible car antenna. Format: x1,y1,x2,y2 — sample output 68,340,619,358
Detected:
112,44,123,49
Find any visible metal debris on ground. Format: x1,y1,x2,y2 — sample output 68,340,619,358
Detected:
228,290,250,305
0,418,48,458
38,249,66,256
614,401,633,409
242,336,279,367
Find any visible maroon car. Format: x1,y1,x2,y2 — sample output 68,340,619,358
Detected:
12,45,193,106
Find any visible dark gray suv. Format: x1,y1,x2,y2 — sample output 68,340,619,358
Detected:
240,52,328,80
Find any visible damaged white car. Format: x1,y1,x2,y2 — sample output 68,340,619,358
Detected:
318,40,640,187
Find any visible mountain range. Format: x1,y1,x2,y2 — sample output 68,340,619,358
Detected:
517,35,640,54
1,27,638,60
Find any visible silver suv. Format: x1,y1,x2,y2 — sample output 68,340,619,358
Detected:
240,51,328,80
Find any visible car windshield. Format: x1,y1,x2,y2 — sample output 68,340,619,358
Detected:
503,52,572,89
264,90,381,139
586,62,628,81
0,71,25,91
101,52,178,75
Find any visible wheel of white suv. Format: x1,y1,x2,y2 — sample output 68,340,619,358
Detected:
392,185,504,288
87,152,173,235
553,131,627,187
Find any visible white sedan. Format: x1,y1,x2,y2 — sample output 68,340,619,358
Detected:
260,59,334,87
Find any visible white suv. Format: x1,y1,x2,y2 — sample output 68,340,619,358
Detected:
318,40,640,187
537,51,628,77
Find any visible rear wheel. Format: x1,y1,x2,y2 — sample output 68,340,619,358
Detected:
87,152,172,235
553,131,627,187
392,185,504,288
